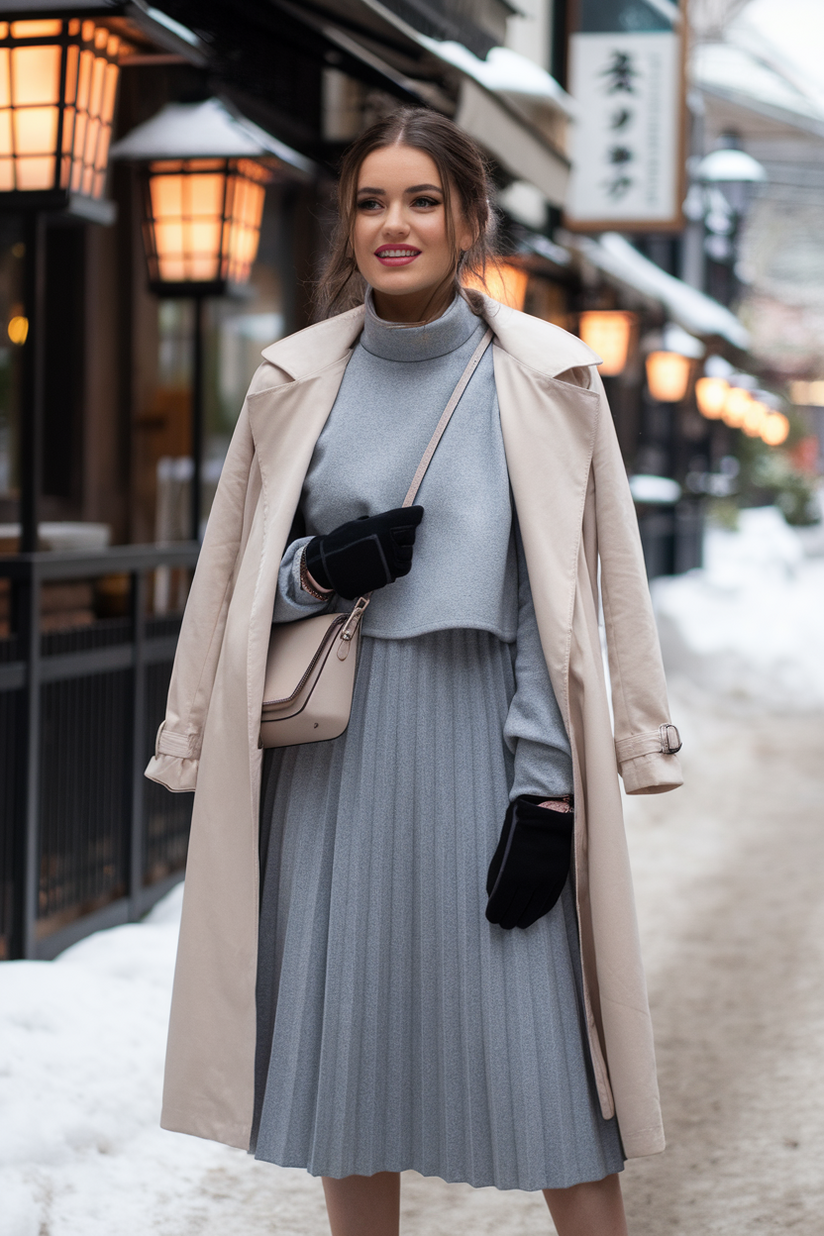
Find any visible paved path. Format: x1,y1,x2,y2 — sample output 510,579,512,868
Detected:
619,693,824,1235
391,695,824,1234
221,692,824,1236
22,693,821,1236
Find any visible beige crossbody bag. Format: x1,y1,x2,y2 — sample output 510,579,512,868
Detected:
259,327,493,749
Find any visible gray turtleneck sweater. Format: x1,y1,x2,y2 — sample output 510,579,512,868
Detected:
273,291,573,797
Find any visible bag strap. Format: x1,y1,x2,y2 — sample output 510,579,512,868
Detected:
341,325,494,641
402,327,494,507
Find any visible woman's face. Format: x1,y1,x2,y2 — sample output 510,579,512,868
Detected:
352,143,474,323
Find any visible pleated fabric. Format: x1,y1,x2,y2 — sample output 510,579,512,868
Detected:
252,629,624,1191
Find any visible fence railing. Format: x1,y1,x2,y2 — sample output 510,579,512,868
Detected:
0,543,199,960
637,498,704,579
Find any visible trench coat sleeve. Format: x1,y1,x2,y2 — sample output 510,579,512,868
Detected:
505,521,574,800
585,368,684,795
144,364,278,792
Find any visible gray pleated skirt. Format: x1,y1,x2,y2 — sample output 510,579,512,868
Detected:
252,628,624,1191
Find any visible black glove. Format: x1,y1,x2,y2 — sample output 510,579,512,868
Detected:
305,506,424,601
485,795,574,930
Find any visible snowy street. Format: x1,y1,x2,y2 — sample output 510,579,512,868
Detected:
3,510,824,1236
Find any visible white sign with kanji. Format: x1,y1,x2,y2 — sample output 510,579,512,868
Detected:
566,31,684,229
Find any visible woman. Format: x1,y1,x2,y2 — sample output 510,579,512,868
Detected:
147,109,683,1236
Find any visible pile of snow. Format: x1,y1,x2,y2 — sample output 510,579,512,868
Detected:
0,886,328,1236
653,506,824,711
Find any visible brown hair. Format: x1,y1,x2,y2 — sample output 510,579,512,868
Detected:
316,107,498,319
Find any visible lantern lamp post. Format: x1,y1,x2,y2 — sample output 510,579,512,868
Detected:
684,136,766,303
110,100,291,538
578,310,635,377
695,375,729,419
0,16,120,216
141,155,271,295
721,382,754,429
463,261,528,311
761,412,789,446
0,15,121,552
645,350,693,404
644,324,704,404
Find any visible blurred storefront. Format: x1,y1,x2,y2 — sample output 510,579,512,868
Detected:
2,0,780,961
0,0,578,961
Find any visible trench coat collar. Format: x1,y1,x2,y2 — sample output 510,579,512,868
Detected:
259,295,602,382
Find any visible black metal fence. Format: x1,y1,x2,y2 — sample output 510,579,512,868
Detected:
637,499,704,579
0,543,199,960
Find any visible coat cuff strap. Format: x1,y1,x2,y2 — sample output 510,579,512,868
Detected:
615,724,682,763
155,720,201,759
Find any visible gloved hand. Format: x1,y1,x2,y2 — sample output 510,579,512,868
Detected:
305,506,424,601
485,795,574,930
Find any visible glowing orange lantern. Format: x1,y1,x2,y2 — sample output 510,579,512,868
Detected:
761,412,789,446
0,18,119,201
111,99,288,294
721,386,753,428
741,399,768,437
464,262,528,311
645,350,693,403
142,157,272,289
579,311,635,376
695,376,729,419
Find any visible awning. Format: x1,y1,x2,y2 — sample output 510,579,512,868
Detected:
414,37,575,116
571,232,750,348
303,0,573,207
453,78,569,207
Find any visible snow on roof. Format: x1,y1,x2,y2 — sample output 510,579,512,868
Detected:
693,41,824,124
572,232,750,348
417,38,576,116
110,99,314,173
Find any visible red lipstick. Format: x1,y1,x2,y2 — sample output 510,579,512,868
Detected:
374,244,421,267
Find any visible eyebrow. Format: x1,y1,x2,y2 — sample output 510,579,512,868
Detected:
356,183,443,195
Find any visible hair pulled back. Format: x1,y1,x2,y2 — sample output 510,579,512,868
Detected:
316,107,498,319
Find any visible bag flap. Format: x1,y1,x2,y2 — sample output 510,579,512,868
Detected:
263,613,345,707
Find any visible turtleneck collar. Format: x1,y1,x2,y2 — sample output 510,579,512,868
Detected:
359,287,483,362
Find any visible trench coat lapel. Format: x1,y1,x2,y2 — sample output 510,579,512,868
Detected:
243,304,367,783
244,353,356,780
493,346,600,717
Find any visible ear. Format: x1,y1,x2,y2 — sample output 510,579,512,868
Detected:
457,220,476,253
452,196,477,255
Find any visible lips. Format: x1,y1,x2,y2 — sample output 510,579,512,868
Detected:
374,245,421,267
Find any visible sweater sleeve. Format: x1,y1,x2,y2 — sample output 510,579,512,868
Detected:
273,535,331,624
504,519,574,802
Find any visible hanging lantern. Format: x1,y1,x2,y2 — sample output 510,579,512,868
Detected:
0,18,120,206
142,156,272,291
721,385,753,428
464,261,528,311
579,311,635,376
645,350,693,403
741,399,768,437
761,412,789,446
110,99,305,295
695,375,729,419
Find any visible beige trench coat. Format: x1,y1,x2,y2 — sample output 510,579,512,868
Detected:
146,296,682,1161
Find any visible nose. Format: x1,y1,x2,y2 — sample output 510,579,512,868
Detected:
382,199,409,236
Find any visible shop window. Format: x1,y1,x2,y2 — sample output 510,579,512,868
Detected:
134,195,286,547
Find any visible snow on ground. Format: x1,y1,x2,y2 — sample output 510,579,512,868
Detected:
653,505,824,711
2,505,822,1236
0,884,338,1236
